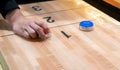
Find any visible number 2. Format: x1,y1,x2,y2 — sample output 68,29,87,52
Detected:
43,16,55,23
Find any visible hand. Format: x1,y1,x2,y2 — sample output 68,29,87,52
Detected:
5,9,50,39
12,17,50,39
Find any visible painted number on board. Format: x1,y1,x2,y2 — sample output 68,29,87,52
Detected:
43,16,55,23
61,31,71,38
32,6,42,11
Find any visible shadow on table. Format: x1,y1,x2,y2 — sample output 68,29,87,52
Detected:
0,19,12,31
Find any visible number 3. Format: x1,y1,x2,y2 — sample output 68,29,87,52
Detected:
32,6,42,11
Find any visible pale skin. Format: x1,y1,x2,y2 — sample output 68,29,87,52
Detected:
5,9,50,39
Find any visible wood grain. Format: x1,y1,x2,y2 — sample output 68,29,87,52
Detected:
0,0,95,36
0,0,120,70
0,21,120,70
20,0,90,16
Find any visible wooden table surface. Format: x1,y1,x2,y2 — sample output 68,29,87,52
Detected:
0,0,120,70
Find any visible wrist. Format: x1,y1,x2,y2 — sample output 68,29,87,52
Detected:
5,9,24,23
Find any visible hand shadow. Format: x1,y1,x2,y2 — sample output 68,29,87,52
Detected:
17,35,48,42
0,19,12,31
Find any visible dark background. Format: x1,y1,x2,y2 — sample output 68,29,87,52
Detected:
84,0,120,21
15,0,52,4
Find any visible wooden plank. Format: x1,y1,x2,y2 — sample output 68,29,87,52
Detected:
20,0,90,16
0,3,98,37
0,0,105,36
74,1,115,21
0,19,120,69
26,10,85,28
0,10,84,37
0,1,120,70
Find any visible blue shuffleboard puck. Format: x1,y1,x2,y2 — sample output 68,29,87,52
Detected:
79,20,94,31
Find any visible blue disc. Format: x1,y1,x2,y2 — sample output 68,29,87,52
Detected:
80,20,94,28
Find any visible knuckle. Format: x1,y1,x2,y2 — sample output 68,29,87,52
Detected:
29,31,36,38
23,32,30,39
30,30,36,35
36,27,40,31
25,34,30,38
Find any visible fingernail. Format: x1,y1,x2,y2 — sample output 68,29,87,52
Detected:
45,33,51,38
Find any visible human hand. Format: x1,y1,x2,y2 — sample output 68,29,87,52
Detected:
6,9,50,39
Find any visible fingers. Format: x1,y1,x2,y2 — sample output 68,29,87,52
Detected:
12,18,50,39
30,23,46,39
25,26,37,38
35,20,50,34
23,30,30,38
24,22,49,39
37,27,46,40
13,27,30,39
